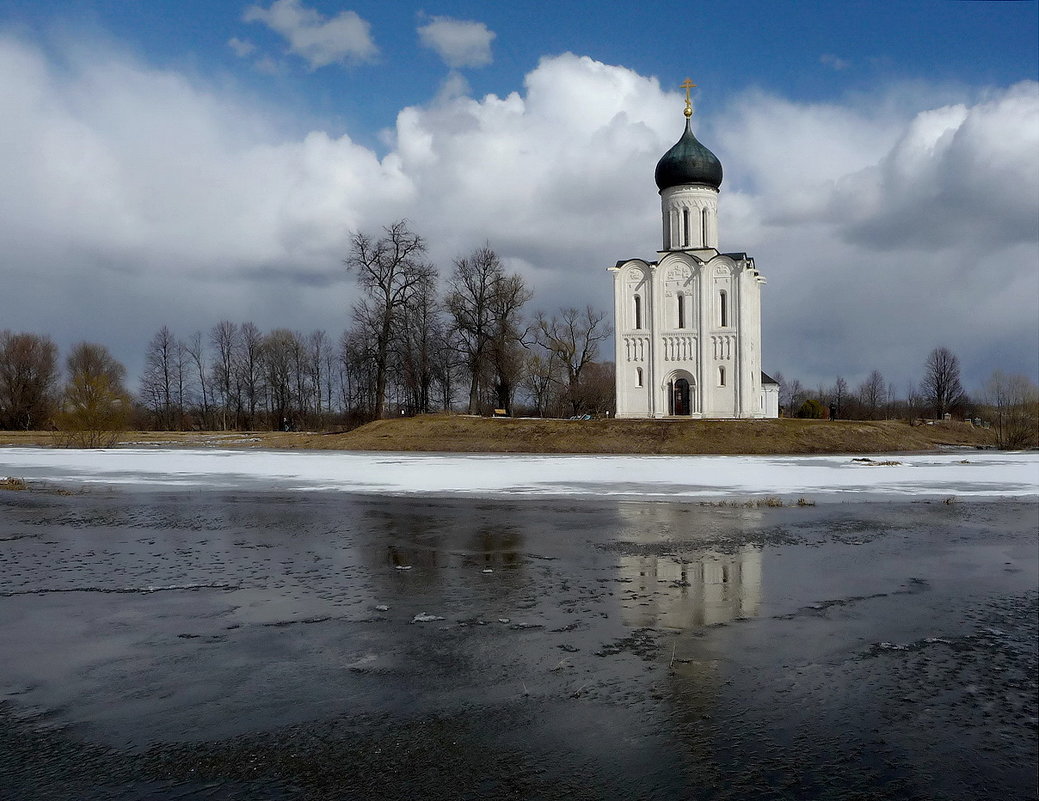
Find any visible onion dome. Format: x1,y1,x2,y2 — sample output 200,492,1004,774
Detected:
654,118,723,191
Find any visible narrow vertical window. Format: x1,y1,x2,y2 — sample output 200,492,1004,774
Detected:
634,295,642,330
636,367,643,387
682,208,690,247
677,294,685,329
718,366,726,387
719,290,728,327
701,208,708,246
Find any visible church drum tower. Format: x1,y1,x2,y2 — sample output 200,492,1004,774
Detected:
608,81,776,419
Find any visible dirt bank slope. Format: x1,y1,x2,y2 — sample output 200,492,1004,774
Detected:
0,416,995,455
321,415,993,454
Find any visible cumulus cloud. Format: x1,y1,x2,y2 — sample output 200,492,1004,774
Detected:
831,84,1039,250
243,0,377,69
0,34,1034,391
417,16,495,69
707,82,1039,387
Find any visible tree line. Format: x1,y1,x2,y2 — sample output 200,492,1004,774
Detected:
2,221,1034,446
0,221,615,436
773,346,1038,448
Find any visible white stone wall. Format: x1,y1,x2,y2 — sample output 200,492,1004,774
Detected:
762,383,780,418
610,245,772,419
660,185,720,250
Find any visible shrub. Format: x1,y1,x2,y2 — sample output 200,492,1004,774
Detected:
796,398,826,419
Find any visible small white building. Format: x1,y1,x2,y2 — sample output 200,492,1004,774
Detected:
609,90,777,419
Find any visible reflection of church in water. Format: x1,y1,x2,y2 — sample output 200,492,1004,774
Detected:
614,505,762,630
609,80,779,419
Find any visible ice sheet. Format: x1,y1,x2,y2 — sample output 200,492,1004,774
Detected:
1,447,1037,501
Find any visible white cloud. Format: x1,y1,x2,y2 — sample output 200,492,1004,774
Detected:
243,0,377,69
417,16,495,69
0,35,1035,393
227,37,256,58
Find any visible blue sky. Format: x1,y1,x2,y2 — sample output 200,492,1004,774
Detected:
8,1,1037,149
1,0,1037,392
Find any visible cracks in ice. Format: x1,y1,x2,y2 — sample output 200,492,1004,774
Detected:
772,578,931,621
0,583,240,597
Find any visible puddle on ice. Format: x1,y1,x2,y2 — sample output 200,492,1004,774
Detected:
0,489,1035,800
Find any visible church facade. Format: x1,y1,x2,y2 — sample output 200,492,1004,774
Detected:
609,85,778,419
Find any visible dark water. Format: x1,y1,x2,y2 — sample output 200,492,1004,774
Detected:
0,489,1036,800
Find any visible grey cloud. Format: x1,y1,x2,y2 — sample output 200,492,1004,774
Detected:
0,37,1034,395
243,0,377,69
417,17,495,69
830,84,1039,251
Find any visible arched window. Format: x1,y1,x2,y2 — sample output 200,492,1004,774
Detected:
677,294,685,329
634,295,642,330
636,367,643,387
718,366,726,386
719,290,728,327
682,208,690,247
701,208,709,246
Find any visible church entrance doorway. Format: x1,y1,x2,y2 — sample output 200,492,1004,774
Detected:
670,378,692,416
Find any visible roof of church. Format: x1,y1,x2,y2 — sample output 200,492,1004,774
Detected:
654,118,723,192
761,371,780,385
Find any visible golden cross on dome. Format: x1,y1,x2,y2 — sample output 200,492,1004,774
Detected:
680,77,696,118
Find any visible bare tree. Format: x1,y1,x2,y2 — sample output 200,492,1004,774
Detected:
857,369,887,420
521,351,563,417
832,375,848,420
261,329,298,430
446,246,530,415
340,325,379,421
921,346,965,419
0,331,59,430
55,343,131,447
903,381,927,423
488,273,531,415
534,306,613,416
432,330,465,412
185,331,210,429
446,246,503,414
210,321,239,430
578,360,616,417
781,378,806,416
140,326,178,430
308,330,329,421
238,322,264,427
345,220,436,419
322,342,340,419
288,331,312,425
983,370,1039,449
394,272,443,415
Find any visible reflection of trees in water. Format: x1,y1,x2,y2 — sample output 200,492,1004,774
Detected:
461,528,524,572
361,504,528,599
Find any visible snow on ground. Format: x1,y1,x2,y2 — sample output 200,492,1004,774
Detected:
1,448,1037,502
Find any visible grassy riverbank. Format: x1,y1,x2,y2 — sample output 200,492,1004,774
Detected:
0,415,995,455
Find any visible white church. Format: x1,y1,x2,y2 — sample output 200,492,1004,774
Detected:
609,82,779,419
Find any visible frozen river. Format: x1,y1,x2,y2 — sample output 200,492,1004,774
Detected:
1,447,1037,501
0,449,1037,799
